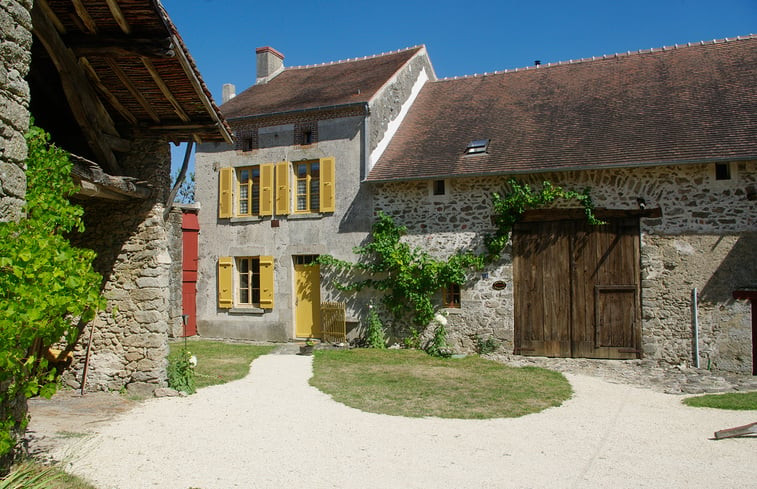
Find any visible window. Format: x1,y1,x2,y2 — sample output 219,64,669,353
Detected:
443,283,461,308
432,180,446,196
237,257,261,305
464,139,489,155
715,163,731,180
219,157,335,218
237,167,260,216
295,160,321,213
218,256,274,309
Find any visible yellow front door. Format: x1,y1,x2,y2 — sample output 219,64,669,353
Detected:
294,256,321,338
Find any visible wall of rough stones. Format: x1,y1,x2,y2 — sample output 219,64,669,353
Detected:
0,0,32,222
64,139,172,393
167,205,185,338
373,160,756,372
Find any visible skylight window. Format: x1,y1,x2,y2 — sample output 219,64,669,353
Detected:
464,139,489,155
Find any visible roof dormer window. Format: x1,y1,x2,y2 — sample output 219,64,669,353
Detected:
464,139,489,155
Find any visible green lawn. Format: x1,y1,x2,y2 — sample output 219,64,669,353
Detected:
310,348,572,418
683,391,757,410
169,340,275,389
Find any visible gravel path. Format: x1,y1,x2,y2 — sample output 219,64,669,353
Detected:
56,354,755,489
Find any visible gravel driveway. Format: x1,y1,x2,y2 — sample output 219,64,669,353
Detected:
45,354,756,489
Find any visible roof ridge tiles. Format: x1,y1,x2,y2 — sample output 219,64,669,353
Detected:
435,34,755,82
287,45,425,71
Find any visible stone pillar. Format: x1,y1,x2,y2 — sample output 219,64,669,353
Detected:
0,0,32,222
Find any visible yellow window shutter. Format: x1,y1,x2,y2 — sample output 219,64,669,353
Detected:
218,257,233,308
320,156,335,213
218,167,233,218
275,161,290,215
260,163,274,216
259,256,274,309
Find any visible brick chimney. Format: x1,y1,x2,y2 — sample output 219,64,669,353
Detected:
256,46,284,85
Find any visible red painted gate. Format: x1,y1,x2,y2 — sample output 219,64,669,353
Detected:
181,210,199,336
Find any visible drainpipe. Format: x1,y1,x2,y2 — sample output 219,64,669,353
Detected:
692,288,700,368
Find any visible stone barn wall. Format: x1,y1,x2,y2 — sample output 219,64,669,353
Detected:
0,0,32,222
373,160,756,373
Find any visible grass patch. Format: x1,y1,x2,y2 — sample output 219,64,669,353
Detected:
310,349,572,418
169,340,275,390
683,391,757,410
2,461,97,489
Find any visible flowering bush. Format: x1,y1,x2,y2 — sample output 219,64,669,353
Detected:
167,348,196,394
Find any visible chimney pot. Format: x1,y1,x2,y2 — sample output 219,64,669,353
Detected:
256,46,285,84
222,83,236,103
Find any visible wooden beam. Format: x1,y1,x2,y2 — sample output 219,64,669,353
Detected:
72,0,98,34
32,5,123,174
36,0,66,34
66,34,174,58
147,123,221,132
141,57,190,122
79,57,138,126
105,0,131,34
106,58,161,123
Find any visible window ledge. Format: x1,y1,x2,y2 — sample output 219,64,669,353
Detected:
230,216,264,223
288,213,324,220
229,307,266,315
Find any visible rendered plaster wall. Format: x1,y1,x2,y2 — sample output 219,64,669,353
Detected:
0,0,32,222
195,116,374,341
374,161,756,372
64,139,172,392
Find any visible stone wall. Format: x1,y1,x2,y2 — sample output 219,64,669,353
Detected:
374,161,756,372
0,0,32,222
64,139,173,392
167,205,185,338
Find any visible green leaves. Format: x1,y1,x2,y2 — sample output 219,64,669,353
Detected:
485,179,605,259
0,124,105,460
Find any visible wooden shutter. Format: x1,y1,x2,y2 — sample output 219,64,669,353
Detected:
320,156,335,213
218,256,233,308
218,167,233,218
260,163,274,216
275,161,290,215
259,256,274,309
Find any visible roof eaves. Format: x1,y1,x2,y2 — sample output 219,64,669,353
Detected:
365,155,757,183
226,101,370,122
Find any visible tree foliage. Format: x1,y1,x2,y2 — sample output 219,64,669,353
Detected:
171,171,195,204
0,125,105,461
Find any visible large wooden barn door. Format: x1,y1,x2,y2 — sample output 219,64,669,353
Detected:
513,215,641,359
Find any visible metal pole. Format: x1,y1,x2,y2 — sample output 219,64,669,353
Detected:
692,288,699,368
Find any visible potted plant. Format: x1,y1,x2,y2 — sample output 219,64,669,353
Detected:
299,337,316,355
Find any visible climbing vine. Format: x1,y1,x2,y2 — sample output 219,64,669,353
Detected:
318,180,603,351
484,179,605,260
318,211,483,330
0,124,105,468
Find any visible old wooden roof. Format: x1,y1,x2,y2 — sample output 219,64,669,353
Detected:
33,0,231,171
221,46,425,120
368,35,757,182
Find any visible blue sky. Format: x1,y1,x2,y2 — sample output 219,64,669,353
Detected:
162,0,755,173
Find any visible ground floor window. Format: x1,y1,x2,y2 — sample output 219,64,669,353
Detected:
237,257,260,305
443,283,461,308
218,256,274,309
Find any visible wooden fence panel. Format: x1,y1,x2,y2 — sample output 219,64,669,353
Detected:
321,302,346,343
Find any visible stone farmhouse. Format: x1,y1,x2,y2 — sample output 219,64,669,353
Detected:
0,0,230,392
196,36,756,374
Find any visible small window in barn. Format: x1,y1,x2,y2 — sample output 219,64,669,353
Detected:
432,179,446,196
241,137,254,152
715,163,731,180
464,139,489,155
303,129,313,145
443,283,461,309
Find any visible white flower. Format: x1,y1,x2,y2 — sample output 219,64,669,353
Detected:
189,355,197,368
434,313,448,326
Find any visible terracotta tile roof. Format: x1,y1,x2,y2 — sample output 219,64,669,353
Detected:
221,47,424,119
367,36,757,182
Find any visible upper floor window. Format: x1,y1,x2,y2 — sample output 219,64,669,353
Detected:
295,161,321,213
218,157,335,219
237,167,261,216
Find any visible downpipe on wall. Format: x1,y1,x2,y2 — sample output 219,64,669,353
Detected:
692,287,699,368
